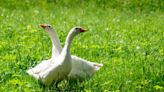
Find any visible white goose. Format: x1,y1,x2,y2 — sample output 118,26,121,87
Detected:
27,26,86,86
39,24,103,80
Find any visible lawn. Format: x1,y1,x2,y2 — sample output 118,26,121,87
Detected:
0,0,163,91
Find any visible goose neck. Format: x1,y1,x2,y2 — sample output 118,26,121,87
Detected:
64,32,75,52
46,30,56,43
46,28,62,56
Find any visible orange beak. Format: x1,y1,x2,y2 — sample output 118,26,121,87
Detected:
39,24,47,29
79,28,87,32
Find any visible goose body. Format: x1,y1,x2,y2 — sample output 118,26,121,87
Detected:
39,24,103,80
69,56,103,79
27,26,86,86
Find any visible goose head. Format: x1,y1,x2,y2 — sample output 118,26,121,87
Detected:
68,27,86,38
40,24,53,32
66,27,87,42
71,27,86,33
63,27,86,52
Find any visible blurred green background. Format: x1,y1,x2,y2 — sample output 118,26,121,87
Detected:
0,0,163,91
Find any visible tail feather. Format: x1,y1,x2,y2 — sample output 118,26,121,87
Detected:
26,69,40,79
93,63,103,70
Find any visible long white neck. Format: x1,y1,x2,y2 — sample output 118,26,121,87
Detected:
63,31,76,53
46,28,62,57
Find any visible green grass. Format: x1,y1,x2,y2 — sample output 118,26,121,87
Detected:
0,0,164,91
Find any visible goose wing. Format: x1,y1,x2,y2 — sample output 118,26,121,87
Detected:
69,55,103,78
26,59,52,79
